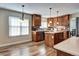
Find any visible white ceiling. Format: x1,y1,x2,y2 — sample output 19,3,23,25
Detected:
0,3,79,17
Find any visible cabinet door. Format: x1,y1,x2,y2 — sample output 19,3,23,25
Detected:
48,34,54,47
32,32,36,41
63,15,70,26
63,31,70,40
32,14,41,26
35,15,41,26
59,17,63,26
53,17,63,26
45,33,50,46
53,18,58,26
45,33,54,47
54,32,64,44
32,31,44,42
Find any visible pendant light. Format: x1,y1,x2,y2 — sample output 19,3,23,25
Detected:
49,8,52,23
49,8,52,24
22,5,24,21
48,8,52,27
56,11,59,25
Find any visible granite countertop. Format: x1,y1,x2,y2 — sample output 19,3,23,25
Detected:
32,29,69,33
54,36,79,56
45,31,63,34
45,30,69,34
32,30,50,32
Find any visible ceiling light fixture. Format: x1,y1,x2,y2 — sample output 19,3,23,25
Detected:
22,5,24,21
56,11,59,25
49,8,52,23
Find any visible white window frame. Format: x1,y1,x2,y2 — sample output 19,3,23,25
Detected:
40,18,47,28
9,16,29,37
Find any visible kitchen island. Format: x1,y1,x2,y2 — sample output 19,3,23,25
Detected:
45,30,69,47
54,36,79,56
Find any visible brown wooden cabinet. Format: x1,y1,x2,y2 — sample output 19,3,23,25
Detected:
45,33,54,47
53,17,58,26
58,17,63,26
63,31,70,40
54,32,64,44
32,31,44,42
63,15,70,27
32,14,41,26
47,14,70,27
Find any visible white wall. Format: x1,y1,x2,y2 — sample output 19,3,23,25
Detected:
70,12,79,31
71,12,79,18
70,18,76,31
0,8,32,46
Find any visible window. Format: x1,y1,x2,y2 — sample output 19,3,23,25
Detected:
40,18,47,28
9,16,29,36
41,22,47,28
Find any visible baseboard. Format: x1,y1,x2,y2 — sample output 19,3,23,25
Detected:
0,39,32,48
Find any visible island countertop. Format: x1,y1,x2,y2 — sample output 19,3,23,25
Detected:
54,36,79,56
45,30,69,34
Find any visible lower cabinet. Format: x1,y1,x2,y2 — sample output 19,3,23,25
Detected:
45,33,54,47
54,32,64,44
32,31,44,42
63,31,70,40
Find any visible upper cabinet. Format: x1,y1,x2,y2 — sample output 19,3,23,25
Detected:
47,14,70,27
32,14,41,26
62,15,70,27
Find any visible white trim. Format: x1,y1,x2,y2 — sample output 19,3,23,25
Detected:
0,39,31,48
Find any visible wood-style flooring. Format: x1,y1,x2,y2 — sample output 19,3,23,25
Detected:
0,41,57,56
